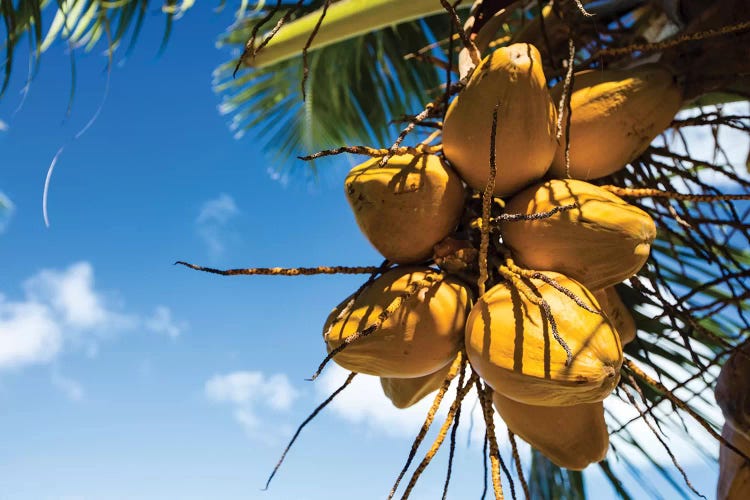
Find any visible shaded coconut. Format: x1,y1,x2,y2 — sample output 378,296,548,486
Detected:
380,362,453,409
549,63,683,180
594,286,637,345
719,425,750,500
716,343,750,437
345,154,465,264
493,391,609,470
442,43,557,196
324,267,471,378
465,271,622,406
500,179,656,291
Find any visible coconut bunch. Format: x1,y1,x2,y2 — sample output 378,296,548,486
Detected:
186,1,750,496
315,41,683,473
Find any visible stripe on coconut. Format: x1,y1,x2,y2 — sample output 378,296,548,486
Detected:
323,267,471,378
344,154,465,264
465,271,622,406
442,43,558,196
500,179,656,291
549,63,683,180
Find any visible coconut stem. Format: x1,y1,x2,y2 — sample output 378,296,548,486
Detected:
478,104,500,296
388,352,465,499
623,358,750,462
263,371,357,490
601,186,750,202
507,430,530,500
594,20,750,59
299,144,441,161
620,374,706,498
175,261,381,276
475,380,507,500
402,369,477,499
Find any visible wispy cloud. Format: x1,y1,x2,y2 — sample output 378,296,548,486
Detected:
0,191,15,234
51,368,85,401
205,371,298,440
196,194,239,257
0,296,62,370
23,262,126,331
0,262,187,372
0,119,7,132
144,306,186,339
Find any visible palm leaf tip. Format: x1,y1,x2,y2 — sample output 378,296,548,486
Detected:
242,0,452,69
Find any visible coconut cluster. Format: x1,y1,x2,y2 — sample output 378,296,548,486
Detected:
323,43,682,471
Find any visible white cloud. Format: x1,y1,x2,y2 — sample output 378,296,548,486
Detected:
0,262,186,372
0,191,15,233
205,371,299,437
144,306,186,339
0,297,62,369
197,194,238,225
0,119,7,132
196,194,239,256
24,262,115,330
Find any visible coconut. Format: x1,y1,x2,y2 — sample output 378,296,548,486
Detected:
716,343,750,437
442,43,558,196
500,179,656,291
493,391,609,470
345,154,465,264
549,63,683,180
465,271,622,406
719,424,750,500
324,267,471,378
594,287,637,345
380,362,453,409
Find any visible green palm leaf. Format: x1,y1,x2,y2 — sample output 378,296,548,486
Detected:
215,9,450,174
0,0,188,98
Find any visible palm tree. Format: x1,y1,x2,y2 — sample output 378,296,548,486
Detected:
4,1,750,498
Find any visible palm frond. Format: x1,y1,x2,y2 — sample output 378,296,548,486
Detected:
0,0,190,98
215,10,450,174
528,449,586,500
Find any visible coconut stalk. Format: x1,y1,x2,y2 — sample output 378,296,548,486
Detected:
243,0,466,69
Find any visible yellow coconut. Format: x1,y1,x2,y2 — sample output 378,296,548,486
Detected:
380,362,453,409
324,267,471,378
549,63,683,179
594,287,637,345
345,154,465,264
442,43,558,196
500,179,656,291
465,271,622,406
493,391,609,470
719,425,750,500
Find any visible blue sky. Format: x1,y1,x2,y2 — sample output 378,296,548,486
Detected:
0,4,747,500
